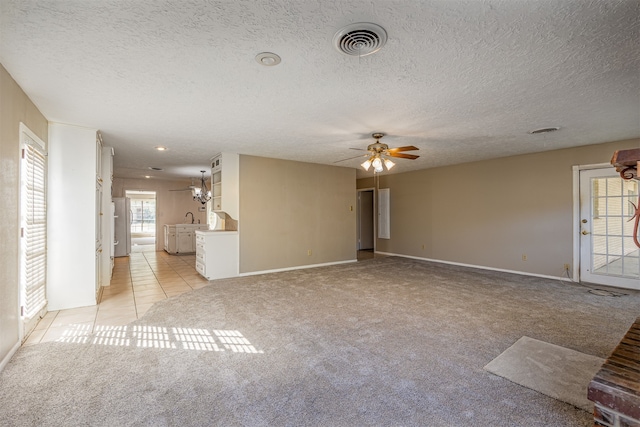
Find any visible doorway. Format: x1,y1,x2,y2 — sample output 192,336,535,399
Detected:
357,189,375,259
579,167,639,290
126,190,157,252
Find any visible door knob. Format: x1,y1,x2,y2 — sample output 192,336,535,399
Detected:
581,230,590,235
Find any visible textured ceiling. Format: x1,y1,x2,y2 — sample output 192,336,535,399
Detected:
1,0,639,180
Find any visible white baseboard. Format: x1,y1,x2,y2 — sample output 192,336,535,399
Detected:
0,341,21,374
375,251,566,281
239,259,357,277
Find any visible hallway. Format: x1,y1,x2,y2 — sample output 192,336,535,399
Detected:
24,252,209,345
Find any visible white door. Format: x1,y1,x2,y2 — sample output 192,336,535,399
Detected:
579,168,639,290
19,124,48,338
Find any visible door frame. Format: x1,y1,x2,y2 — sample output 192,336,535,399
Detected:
356,187,375,252
572,163,639,288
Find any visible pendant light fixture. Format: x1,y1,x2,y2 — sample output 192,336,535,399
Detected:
192,170,212,204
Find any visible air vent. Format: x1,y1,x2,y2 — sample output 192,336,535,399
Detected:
333,23,387,57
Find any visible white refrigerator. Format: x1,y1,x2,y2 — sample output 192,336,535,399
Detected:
113,197,131,257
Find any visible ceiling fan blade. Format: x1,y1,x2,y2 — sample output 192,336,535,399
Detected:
349,147,368,151
169,185,197,191
387,145,419,153
333,154,368,163
388,152,420,160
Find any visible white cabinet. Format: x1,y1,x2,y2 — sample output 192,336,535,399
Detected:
177,231,193,253
164,227,176,253
207,153,239,221
164,224,208,254
195,231,239,280
101,145,114,286
48,123,112,310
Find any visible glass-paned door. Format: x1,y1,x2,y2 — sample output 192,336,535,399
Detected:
19,124,48,338
579,168,639,290
126,190,157,250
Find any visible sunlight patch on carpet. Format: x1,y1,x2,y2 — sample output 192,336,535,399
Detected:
54,324,264,353
484,336,604,411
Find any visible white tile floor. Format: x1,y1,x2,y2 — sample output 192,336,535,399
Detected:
24,250,209,346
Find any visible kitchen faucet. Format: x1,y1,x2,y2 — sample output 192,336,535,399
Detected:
185,212,194,224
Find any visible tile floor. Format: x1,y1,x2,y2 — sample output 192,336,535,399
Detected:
24,250,210,346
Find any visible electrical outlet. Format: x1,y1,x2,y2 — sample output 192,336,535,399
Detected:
307,249,312,256
522,254,527,261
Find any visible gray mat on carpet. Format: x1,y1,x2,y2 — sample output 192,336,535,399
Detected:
484,336,604,411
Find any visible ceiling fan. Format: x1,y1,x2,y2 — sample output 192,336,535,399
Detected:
169,177,197,192
336,133,419,173
169,171,212,204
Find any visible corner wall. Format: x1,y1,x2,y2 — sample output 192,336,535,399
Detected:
239,156,356,273
358,138,640,278
0,64,48,367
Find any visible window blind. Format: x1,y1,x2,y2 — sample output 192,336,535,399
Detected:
21,133,47,321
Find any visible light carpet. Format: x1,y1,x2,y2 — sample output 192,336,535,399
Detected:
484,336,605,411
1,256,639,426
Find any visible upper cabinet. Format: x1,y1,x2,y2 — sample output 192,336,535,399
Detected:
208,153,239,220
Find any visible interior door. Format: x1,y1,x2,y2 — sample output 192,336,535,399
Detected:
357,190,374,250
579,168,639,290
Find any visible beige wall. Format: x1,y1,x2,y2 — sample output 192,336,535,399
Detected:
0,64,48,363
112,178,208,251
239,155,356,273
358,139,640,277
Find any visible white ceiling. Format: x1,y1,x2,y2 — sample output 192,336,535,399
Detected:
1,0,639,180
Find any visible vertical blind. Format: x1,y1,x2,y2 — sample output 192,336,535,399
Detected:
21,133,47,320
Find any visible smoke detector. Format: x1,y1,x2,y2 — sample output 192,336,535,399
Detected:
333,22,387,57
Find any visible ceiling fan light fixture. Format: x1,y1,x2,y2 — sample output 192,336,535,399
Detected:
372,157,382,169
361,159,372,171
372,157,384,173
384,158,395,170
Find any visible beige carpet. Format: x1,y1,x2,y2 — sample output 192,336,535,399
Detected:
484,336,605,411
1,256,638,426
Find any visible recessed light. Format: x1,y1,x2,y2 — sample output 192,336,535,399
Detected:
529,127,560,134
144,175,151,179
155,146,168,151
148,167,163,171
255,52,281,66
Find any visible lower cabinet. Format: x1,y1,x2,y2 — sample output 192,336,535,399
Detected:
195,230,239,280
164,224,208,254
